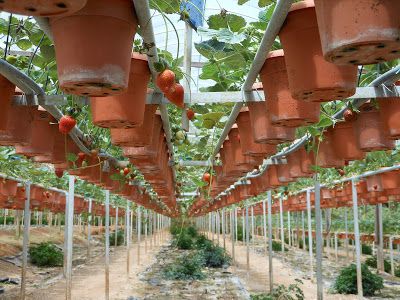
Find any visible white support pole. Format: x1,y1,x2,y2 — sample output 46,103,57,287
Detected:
246,205,250,270
390,236,394,276
137,206,141,263
279,197,285,253
87,198,92,261
217,210,220,246
126,202,130,275
20,183,31,300
378,203,384,273
251,206,255,246
263,200,267,254
242,210,245,245
222,208,226,250
314,180,323,300
306,189,314,276
144,209,148,252
230,209,235,264
351,179,363,299
235,207,238,243
66,176,75,300
115,206,119,247
267,191,273,293
334,232,338,262
288,212,291,247
105,190,110,300
301,210,306,252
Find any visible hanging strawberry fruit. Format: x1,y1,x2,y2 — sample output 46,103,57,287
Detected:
166,83,184,108
59,115,76,134
186,108,195,120
156,69,176,93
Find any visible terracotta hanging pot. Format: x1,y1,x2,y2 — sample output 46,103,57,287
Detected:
321,188,335,199
276,163,296,184
314,0,400,65
0,0,87,16
110,104,157,147
267,165,281,188
316,129,344,168
228,126,259,172
236,107,276,157
248,102,295,144
379,89,400,140
366,170,400,192
299,147,315,175
279,0,358,102
221,140,249,177
260,50,320,126
331,121,365,161
90,55,151,128
50,0,137,96
0,75,15,132
354,104,394,152
286,151,308,178
0,180,18,197
15,107,56,157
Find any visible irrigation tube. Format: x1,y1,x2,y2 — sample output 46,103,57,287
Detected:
211,0,294,160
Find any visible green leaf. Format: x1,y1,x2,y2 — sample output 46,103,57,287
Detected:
40,45,55,61
149,0,180,14
195,39,227,59
238,0,250,4
16,39,32,51
207,14,246,32
258,0,274,8
198,27,246,44
315,117,334,128
66,153,78,163
259,3,276,22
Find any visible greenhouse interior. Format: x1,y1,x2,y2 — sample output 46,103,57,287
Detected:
0,0,399,299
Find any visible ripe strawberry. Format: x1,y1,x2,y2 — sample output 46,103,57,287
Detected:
338,169,345,176
156,69,176,93
59,115,76,134
123,167,130,176
186,108,195,120
202,172,211,183
166,83,184,108
55,168,64,178
373,184,378,191
343,109,356,122
78,152,86,161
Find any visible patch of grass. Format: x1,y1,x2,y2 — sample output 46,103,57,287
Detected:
334,264,383,296
29,242,63,267
365,256,391,273
251,279,304,300
272,240,288,252
162,253,205,280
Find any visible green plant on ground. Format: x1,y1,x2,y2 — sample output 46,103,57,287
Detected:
108,230,124,246
186,225,198,238
361,244,373,255
174,233,193,250
200,243,231,268
365,255,391,273
236,224,252,242
29,242,63,267
251,279,304,300
195,234,213,249
395,266,400,278
271,240,288,252
334,264,383,296
162,253,205,280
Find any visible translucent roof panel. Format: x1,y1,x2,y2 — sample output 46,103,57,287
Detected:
151,0,263,92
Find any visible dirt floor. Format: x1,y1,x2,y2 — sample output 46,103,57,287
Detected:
0,227,400,299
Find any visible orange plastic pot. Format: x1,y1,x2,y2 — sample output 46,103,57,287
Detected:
379,96,400,140
279,0,358,102
299,147,315,175
276,163,295,184
260,50,320,126
236,107,276,157
0,75,15,132
354,105,394,152
314,0,400,65
267,165,281,188
286,151,307,178
248,102,295,144
0,0,87,16
90,54,151,128
110,104,157,147
50,0,137,96
228,126,258,171
15,108,56,157
316,129,344,168
331,121,365,161
0,180,18,197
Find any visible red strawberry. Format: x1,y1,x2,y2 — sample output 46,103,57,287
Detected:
55,168,64,178
343,109,356,122
166,83,184,108
123,167,130,176
59,115,76,134
78,152,86,161
202,172,211,183
186,108,195,120
338,169,345,176
156,69,176,93
373,184,378,190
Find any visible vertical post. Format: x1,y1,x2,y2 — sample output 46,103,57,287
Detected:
230,209,235,265
306,189,314,276
115,206,119,247
181,21,193,131
263,200,267,254
314,180,323,300
245,205,250,270
222,208,226,250
251,206,255,246
20,182,31,300
235,207,238,243
66,176,75,300
344,207,349,261
137,206,141,264
334,232,338,262
217,210,220,246
288,212,291,247
126,202,130,275
267,191,273,293
105,190,110,300
279,197,285,253
390,236,394,276
242,210,245,245
87,198,92,261
301,210,306,252
144,209,148,252
351,179,363,299
377,203,384,272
